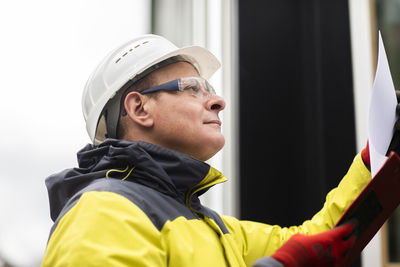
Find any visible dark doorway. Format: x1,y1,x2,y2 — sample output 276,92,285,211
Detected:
238,1,359,266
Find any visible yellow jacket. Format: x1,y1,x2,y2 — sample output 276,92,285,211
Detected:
42,140,370,266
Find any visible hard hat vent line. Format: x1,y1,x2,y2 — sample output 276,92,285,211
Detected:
115,41,151,64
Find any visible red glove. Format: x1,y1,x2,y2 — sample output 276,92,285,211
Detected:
271,224,356,267
361,140,370,168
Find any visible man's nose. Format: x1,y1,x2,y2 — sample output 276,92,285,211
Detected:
206,94,226,112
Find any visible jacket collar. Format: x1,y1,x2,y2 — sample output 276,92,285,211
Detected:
46,139,226,220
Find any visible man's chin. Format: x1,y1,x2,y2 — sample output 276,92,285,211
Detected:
201,137,225,161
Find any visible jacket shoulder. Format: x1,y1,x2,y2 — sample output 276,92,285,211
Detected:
42,190,167,266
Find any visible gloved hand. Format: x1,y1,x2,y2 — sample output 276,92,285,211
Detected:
361,141,370,169
271,224,356,267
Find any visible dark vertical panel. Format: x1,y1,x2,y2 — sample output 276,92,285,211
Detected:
238,0,358,265
239,0,308,225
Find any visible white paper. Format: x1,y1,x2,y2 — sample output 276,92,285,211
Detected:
369,32,398,177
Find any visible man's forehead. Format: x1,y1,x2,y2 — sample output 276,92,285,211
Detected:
149,61,200,86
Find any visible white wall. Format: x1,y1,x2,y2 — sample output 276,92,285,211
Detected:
0,1,151,265
348,1,382,266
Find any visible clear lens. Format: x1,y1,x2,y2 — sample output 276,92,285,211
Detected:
205,80,216,94
180,77,216,98
140,77,216,98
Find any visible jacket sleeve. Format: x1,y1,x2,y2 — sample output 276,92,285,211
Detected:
222,153,371,267
41,191,167,267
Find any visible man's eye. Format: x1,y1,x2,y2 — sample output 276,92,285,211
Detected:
184,85,199,92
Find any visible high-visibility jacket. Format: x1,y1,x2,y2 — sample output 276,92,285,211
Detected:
41,140,370,267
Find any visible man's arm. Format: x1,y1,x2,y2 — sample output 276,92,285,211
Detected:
222,152,370,266
252,224,355,267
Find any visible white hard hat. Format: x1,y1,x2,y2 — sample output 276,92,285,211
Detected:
82,34,221,145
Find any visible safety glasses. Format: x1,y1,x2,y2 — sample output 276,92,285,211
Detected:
140,77,216,99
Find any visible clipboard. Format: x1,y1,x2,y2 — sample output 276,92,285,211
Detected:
335,151,400,266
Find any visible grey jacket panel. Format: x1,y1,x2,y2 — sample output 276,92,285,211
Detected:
252,257,285,267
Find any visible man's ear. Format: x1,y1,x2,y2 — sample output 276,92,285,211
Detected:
123,92,154,128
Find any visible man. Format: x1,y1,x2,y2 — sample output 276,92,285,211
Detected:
42,34,376,266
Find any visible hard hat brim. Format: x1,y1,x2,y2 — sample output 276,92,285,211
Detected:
137,45,221,80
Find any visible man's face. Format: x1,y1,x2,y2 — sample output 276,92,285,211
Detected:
146,61,226,161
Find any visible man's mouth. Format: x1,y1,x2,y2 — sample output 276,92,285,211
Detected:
204,120,222,126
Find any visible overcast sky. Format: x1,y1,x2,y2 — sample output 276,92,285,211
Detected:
0,1,150,265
